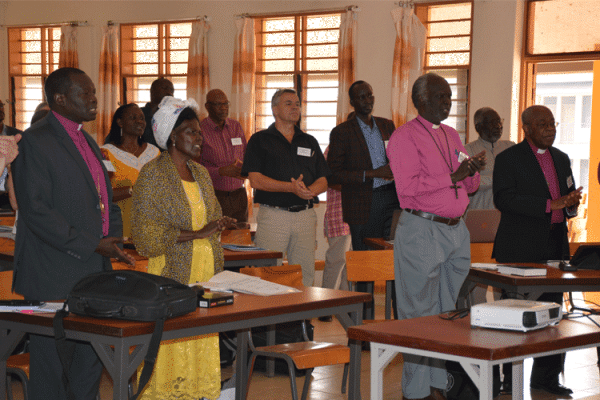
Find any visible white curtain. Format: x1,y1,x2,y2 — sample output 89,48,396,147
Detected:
390,6,426,127
186,19,210,119
336,8,358,125
59,24,79,68
97,24,119,144
231,17,255,141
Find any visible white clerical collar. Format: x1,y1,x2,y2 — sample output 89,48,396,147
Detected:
432,123,440,130
537,148,546,154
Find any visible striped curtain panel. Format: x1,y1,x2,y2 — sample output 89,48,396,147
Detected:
336,8,358,125
231,17,255,141
96,24,119,144
58,24,79,68
390,6,426,128
186,19,210,119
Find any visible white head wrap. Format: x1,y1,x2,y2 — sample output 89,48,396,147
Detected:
152,96,200,149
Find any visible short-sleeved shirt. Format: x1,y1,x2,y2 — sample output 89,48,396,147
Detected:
242,123,331,208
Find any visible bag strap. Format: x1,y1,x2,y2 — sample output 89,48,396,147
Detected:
53,305,167,400
131,317,165,400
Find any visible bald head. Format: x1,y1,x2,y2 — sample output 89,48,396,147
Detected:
522,105,556,150
150,78,174,105
205,89,230,127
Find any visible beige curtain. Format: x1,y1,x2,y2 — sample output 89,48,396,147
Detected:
336,8,358,125
390,6,426,128
96,24,119,144
59,24,79,68
187,19,210,119
231,16,255,141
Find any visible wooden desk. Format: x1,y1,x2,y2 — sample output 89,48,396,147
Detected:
364,238,496,263
0,288,370,400
348,315,600,400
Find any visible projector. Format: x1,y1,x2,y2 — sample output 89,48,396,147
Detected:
470,299,562,332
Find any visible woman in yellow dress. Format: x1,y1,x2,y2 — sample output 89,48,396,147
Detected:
132,96,235,400
102,103,159,236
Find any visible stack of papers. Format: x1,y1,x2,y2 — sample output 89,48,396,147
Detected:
0,301,64,313
192,271,301,296
221,244,266,252
472,263,547,277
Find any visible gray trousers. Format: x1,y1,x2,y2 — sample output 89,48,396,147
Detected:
322,232,351,290
394,211,471,399
255,205,317,287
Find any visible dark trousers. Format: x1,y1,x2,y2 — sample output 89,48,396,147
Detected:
348,184,400,320
501,223,568,385
215,187,248,223
29,334,103,400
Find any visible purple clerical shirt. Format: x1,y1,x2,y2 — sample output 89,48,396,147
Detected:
53,111,109,236
527,141,564,224
387,115,480,219
198,117,247,191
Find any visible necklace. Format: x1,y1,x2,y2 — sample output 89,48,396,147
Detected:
416,118,461,199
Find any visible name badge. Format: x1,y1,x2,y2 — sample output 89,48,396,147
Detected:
231,137,242,146
384,140,389,149
567,176,573,188
457,151,469,163
103,160,116,172
297,147,312,157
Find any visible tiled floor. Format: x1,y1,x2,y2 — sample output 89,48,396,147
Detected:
8,294,600,399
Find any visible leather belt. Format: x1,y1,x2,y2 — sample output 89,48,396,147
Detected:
405,208,461,226
262,202,314,213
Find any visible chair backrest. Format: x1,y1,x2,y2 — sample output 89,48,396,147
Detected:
0,270,24,300
345,250,395,282
239,265,303,287
221,229,253,245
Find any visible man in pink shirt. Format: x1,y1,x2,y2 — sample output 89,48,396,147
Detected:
198,89,248,223
387,73,485,400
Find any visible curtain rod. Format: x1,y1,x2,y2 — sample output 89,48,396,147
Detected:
108,15,209,26
1,20,88,28
396,1,415,8
236,5,359,19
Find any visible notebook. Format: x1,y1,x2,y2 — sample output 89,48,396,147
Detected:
464,209,501,243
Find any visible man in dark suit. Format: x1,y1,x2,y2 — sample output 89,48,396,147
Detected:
13,67,135,400
493,105,582,396
328,80,399,318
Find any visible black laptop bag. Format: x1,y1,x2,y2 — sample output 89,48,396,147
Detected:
53,270,199,400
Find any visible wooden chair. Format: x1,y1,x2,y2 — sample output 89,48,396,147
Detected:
239,265,350,400
1,271,30,400
345,250,395,320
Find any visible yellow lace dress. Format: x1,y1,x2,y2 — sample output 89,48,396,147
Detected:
138,180,221,400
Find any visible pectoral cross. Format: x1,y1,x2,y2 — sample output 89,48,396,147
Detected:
451,183,461,199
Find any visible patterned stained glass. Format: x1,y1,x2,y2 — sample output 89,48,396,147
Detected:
264,46,294,60
306,58,337,71
134,25,158,38
25,41,42,53
428,37,470,52
307,15,341,30
25,53,42,64
170,63,188,75
24,65,42,75
134,39,158,51
169,51,188,63
23,29,41,41
170,23,192,37
264,32,295,46
134,51,158,64
134,64,158,75
170,38,189,50
307,44,337,58
427,53,469,67
306,30,339,44
264,19,294,32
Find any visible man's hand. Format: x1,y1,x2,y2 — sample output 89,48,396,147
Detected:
219,159,244,180
95,237,136,266
451,151,486,183
291,174,316,200
551,186,583,210
365,164,394,181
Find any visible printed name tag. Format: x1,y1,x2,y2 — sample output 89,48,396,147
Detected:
457,151,469,163
297,147,312,157
102,160,116,172
231,137,242,146
567,176,573,188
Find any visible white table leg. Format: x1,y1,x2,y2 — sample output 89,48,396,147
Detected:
512,360,524,400
370,343,399,400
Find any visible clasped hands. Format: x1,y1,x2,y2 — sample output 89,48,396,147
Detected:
291,174,317,200
219,159,245,180
551,186,583,210
451,150,486,184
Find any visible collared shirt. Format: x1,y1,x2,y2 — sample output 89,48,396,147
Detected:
53,111,110,236
198,117,247,191
464,137,515,209
387,115,480,219
356,116,387,189
242,123,331,208
527,141,564,224
323,147,350,238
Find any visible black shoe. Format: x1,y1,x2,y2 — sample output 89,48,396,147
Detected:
530,380,573,396
500,382,512,395
318,315,332,322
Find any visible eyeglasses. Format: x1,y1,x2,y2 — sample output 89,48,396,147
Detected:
534,121,560,130
208,101,230,108
486,118,504,128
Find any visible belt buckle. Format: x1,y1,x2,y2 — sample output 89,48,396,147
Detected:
288,205,304,212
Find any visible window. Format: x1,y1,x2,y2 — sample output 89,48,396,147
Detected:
7,26,60,130
254,13,341,149
120,22,191,106
415,2,473,143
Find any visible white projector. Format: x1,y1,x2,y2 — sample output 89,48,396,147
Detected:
470,299,562,332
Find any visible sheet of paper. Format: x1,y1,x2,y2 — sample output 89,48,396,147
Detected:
193,271,300,296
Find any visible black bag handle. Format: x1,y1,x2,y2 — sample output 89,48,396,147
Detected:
53,304,166,400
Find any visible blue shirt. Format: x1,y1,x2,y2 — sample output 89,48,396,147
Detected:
357,116,387,189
